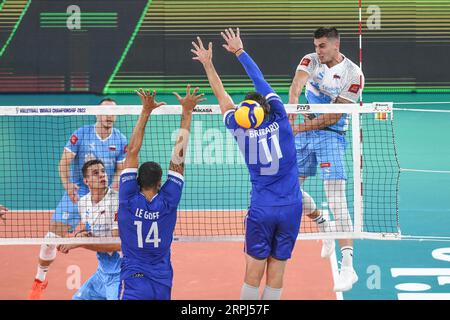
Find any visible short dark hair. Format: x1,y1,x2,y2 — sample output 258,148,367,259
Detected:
99,97,117,105
244,92,271,116
82,159,105,178
314,27,339,40
137,161,163,190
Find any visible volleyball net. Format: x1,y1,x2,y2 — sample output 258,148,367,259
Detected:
0,102,400,244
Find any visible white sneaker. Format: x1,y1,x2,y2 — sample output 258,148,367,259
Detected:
320,220,335,258
333,266,358,292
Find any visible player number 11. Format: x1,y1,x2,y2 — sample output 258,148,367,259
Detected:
134,220,161,248
259,135,283,163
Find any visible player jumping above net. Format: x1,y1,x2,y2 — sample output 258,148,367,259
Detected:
56,159,121,300
29,98,128,300
288,27,364,292
118,87,205,300
192,28,302,300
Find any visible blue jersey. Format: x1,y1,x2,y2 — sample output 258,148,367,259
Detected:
118,168,184,288
65,125,127,193
224,93,300,206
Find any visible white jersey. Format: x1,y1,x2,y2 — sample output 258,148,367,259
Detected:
78,188,119,237
296,52,364,132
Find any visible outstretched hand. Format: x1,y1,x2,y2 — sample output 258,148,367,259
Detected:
173,85,207,113
135,89,167,113
221,28,244,54
191,36,213,65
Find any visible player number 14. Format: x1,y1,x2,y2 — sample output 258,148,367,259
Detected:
134,221,161,248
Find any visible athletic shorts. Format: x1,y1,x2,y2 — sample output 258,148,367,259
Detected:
73,270,120,300
244,201,302,260
118,273,171,300
295,130,347,180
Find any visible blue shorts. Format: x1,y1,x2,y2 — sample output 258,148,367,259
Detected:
51,189,88,233
244,202,302,260
119,274,171,300
73,270,120,300
295,130,347,180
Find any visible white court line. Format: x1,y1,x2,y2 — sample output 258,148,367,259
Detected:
393,107,450,113
401,168,450,174
394,101,450,105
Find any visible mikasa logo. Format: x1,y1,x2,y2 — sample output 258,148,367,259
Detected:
193,107,213,113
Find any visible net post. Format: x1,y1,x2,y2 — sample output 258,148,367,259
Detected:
351,105,364,233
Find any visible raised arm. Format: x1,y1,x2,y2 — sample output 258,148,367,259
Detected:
191,37,234,115
288,70,310,127
169,85,206,176
221,28,273,96
125,89,166,169
59,149,78,203
289,70,309,105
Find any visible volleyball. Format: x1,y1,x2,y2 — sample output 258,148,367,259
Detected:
234,100,265,129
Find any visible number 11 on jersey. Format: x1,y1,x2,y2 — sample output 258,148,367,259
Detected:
259,134,283,163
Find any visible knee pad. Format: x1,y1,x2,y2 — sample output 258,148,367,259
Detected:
39,232,60,261
324,180,353,232
302,190,317,216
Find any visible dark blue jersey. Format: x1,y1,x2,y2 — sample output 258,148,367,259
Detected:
224,93,300,205
118,168,184,288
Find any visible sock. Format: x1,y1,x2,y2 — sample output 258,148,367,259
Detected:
341,246,353,268
240,283,259,300
35,265,49,282
261,286,282,300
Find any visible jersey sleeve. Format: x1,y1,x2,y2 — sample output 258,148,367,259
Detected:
265,93,287,119
117,132,128,163
296,54,318,75
338,70,365,103
64,126,84,155
119,168,139,202
237,51,274,97
159,170,184,208
223,109,239,130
